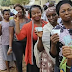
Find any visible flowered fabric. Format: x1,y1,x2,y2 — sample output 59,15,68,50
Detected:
40,50,54,72
51,24,72,72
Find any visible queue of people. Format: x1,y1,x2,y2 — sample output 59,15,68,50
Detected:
0,0,72,72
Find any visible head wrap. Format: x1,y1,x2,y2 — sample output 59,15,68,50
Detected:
56,0,72,15
46,6,56,12
47,6,56,11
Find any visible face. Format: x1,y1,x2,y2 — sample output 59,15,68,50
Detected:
46,10,58,25
59,3,72,22
15,6,23,17
31,7,42,21
3,11,10,20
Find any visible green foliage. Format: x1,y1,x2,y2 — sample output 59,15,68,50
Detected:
1,0,12,6
10,0,29,5
0,0,29,6
0,0,3,5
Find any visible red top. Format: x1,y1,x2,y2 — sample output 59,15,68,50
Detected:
16,20,48,65
27,14,30,19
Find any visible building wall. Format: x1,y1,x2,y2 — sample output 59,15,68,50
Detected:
34,0,60,7
29,0,61,7
49,0,60,3
32,0,48,7
40,0,48,7
34,0,40,5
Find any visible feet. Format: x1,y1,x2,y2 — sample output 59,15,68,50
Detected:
7,48,12,55
16,69,18,72
16,67,18,72
6,69,10,72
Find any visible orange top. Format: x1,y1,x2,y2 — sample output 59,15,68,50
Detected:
16,20,48,65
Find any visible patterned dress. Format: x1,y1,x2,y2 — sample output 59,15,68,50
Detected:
0,36,6,70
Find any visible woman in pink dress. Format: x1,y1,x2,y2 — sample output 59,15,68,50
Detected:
0,15,6,70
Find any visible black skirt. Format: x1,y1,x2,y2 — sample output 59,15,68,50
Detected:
26,40,40,72
27,63,39,72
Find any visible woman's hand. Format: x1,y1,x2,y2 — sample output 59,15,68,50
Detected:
50,33,59,44
14,15,19,24
35,30,44,51
62,46,72,58
7,48,12,55
35,30,43,38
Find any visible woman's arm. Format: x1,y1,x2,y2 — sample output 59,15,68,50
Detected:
15,20,20,34
14,17,27,40
35,30,44,52
15,23,27,40
50,34,59,56
50,43,57,56
66,59,72,72
9,27,14,47
7,27,14,55
37,37,44,52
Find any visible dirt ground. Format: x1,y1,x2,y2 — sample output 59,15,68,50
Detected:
0,62,26,72
0,57,26,72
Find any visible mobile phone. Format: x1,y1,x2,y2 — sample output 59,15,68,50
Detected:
35,27,43,32
51,29,60,35
10,9,18,15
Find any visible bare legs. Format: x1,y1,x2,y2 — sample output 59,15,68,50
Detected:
5,61,10,72
5,61,18,72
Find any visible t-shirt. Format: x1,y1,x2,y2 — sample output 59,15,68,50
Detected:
9,18,31,41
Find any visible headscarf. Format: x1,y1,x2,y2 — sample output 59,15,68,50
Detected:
56,0,72,15
46,6,56,12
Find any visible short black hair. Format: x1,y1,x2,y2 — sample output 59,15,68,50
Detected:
56,0,72,15
14,4,25,18
43,5,48,11
2,9,10,15
29,5,42,18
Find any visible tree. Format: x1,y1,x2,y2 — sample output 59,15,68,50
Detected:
1,0,12,6
0,0,3,5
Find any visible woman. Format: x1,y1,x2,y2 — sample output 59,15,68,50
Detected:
8,4,30,72
14,5,47,72
50,0,72,72
0,9,16,72
41,3,55,22
0,15,6,71
34,6,58,72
